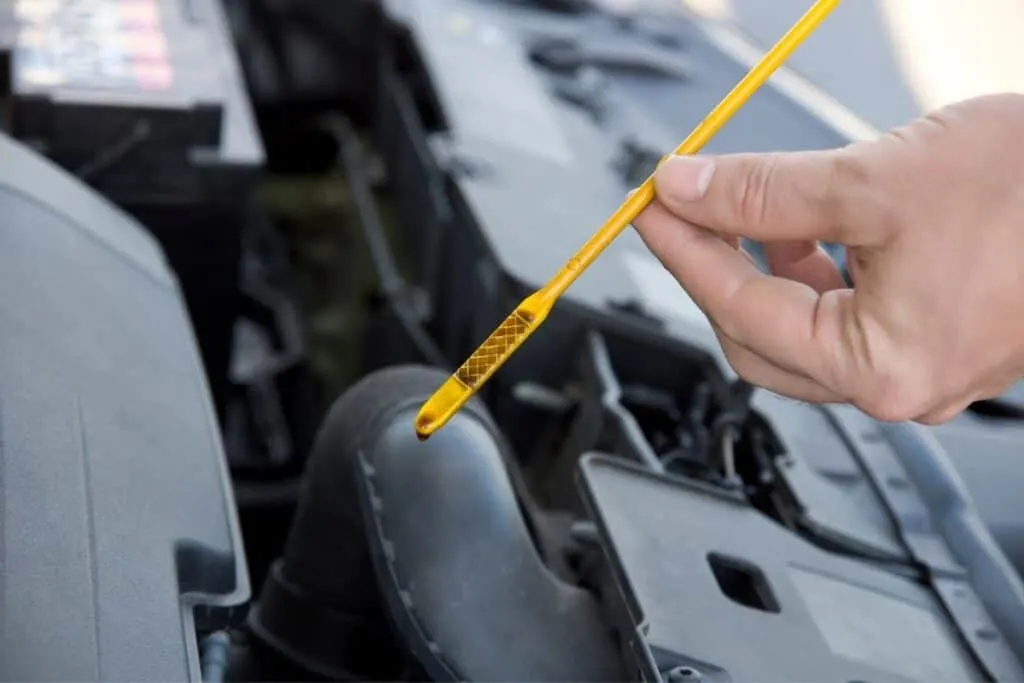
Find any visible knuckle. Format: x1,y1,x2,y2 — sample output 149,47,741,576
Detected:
732,155,780,228
827,150,876,235
858,396,918,423
853,362,933,423
919,108,957,135
717,335,767,386
723,349,757,384
915,404,965,426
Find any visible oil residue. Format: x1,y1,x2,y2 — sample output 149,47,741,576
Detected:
414,411,436,441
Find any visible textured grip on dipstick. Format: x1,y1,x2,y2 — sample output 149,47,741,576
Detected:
455,311,532,388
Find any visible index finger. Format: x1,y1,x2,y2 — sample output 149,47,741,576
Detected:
654,150,885,246
634,199,850,383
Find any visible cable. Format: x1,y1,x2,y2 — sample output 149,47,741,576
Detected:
712,379,755,490
75,120,151,182
327,116,448,369
200,631,231,683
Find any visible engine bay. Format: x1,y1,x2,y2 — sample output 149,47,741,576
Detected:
1,0,1024,681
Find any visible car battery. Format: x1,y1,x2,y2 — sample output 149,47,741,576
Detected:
0,0,265,417
5,0,225,185
373,0,867,422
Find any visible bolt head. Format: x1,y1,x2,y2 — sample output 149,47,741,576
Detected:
666,665,702,682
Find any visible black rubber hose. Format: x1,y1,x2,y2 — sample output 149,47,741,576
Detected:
250,365,623,681
247,369,417,680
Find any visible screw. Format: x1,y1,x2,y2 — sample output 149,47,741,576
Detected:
976,628,999,642
861,431,882,443
885,475,909,490
666,666,703,682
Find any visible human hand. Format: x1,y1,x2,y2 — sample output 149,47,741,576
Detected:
633,93,1024,424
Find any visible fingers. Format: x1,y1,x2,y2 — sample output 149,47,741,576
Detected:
715,331,843,403
633,200,842,401
915,403,969,426
762,241,847,294
701,236,840,400
634,200,852,388
653,150,885,246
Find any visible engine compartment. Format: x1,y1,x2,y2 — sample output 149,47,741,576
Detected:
1,0,1024,681
237,335,1024,682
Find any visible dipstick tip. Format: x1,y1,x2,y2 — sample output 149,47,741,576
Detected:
414,410,435,442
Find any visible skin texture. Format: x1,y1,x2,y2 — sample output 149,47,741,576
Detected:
633,93,1024,425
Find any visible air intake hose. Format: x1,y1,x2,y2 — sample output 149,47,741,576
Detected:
250,365,623,681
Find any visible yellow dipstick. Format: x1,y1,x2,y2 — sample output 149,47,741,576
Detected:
415,0,842,440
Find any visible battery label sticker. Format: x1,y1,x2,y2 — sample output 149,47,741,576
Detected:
117,0,160,27
13,0,173,91
133,61,172,90
14,0,57,23
120,30,167,60
620,250,713,329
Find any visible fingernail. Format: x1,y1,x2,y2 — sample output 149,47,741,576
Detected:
658,155,716,201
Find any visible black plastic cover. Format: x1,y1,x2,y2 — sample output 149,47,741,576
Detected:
577,454,1007,683
225,0,382,117
555,331,912,567
0,132,248,680
754,392,910,563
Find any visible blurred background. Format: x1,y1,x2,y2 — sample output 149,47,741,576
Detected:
687,0,1024,129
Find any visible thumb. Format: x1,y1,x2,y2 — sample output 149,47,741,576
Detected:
653,149,878,245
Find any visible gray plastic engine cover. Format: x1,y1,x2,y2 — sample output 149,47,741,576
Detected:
0,132,249,681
